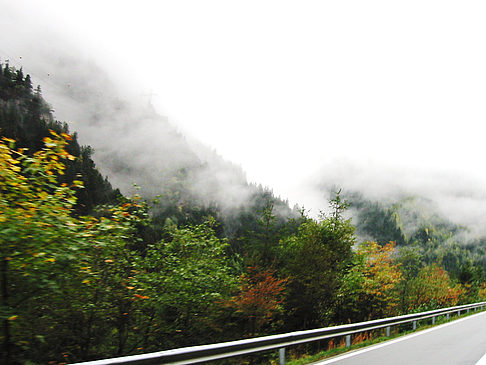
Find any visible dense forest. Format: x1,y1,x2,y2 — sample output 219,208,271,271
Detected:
348,193,486,282
2,62,486,365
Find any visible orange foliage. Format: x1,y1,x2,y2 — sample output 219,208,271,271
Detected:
225,266,287,335
357,241,402,317
352,331,373,345
360,242,401,297
408,264,464,310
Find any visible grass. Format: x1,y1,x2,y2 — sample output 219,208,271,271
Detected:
283,308,485,365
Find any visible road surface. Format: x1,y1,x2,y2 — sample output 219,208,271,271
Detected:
314,311,486,365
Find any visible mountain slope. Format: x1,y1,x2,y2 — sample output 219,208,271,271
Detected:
0,62,120,214
0,59,299,248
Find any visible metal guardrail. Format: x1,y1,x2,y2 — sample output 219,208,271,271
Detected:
71,301,486,365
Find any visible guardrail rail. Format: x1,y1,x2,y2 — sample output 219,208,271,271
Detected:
71,301,486,365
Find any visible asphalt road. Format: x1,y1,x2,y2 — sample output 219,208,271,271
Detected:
314,311,486,365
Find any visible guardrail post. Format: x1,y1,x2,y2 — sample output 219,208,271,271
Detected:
467,308,470,314
279,347,286,365
458,310,461,316
68,302,486,365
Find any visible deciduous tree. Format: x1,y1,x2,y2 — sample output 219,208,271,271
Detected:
224,266,287,336
280,193,355,329
336,241,402,322
407,264,464,311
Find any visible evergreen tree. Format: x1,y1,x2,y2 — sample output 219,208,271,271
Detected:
0,61,120,214
280,192,355,329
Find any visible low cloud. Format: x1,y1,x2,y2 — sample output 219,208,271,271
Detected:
306,158,486,239
0,9,263,215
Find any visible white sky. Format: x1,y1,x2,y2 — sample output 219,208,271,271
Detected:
4,0,486,209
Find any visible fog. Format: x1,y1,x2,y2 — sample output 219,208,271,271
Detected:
0,10,256,212
3,1,486,237
310,159,486,239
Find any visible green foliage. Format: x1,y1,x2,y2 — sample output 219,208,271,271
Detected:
138,220,237,349
0,133,81,363
394,245,425,312
347,192,486,285
0,133,147,363
223,186,303,260
280,193,356,329
348,193,406,245
3,62,486,364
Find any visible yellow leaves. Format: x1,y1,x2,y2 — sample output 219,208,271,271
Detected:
45,258,56,263
37,191,49,201
126,286,135,290
42,136,57,148
8,315,18,321
1,134,79,226
104,259,114,263
2,137,16,144
60,133,72,141
352,241,402,316
82,279,91,285
73,180,83,187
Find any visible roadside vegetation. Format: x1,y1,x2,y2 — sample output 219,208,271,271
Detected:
285,307,486,365
2,62,486,364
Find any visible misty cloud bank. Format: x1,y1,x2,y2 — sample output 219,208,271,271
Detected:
30,54,256,209
4,2,486,240
0,6,291,217
309,159,486,240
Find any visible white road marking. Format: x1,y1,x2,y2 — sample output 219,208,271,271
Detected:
313,311,486,364
476,352,486,365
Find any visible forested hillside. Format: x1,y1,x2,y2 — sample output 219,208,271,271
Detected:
2,62,486,365
0,63,120,214
348,192,486,282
